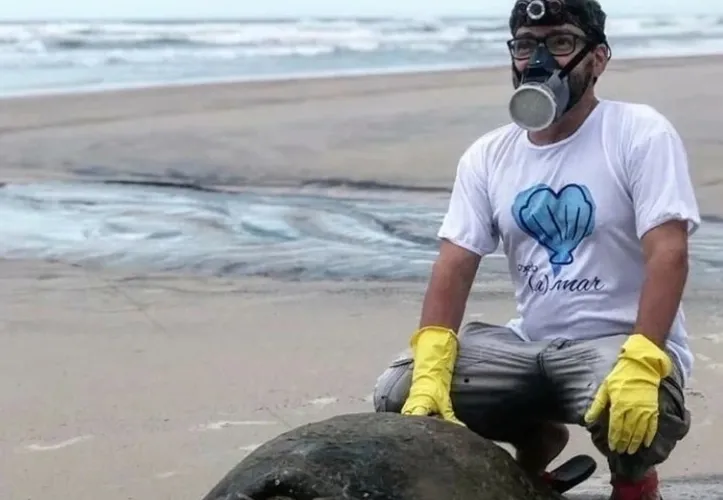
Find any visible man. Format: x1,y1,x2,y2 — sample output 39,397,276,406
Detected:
372,1,700,499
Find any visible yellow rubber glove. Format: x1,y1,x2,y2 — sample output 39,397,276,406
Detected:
584,333,672,455
400,325,465,426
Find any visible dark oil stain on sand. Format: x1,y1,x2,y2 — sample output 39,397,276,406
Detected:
1,179,723,287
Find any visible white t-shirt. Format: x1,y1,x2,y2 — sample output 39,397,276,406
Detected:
437,99,701,383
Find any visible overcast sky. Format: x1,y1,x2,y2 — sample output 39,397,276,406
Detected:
0,0,718,20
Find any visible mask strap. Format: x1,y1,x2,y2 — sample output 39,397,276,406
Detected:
512,61,522,82
558,41,595,79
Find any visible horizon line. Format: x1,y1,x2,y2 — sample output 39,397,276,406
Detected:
0,11,697,23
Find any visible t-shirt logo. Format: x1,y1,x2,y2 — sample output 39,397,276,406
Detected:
512,183,596,277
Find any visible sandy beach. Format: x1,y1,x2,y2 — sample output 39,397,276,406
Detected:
2,55,723,499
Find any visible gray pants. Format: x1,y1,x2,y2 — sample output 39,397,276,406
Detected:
373,322,691,480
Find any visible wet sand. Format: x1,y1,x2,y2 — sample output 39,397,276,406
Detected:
2,55,723,499
2,54,723,214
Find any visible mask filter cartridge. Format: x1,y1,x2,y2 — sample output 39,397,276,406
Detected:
508,72,570,132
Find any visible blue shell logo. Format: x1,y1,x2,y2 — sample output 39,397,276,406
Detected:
512,183,596,277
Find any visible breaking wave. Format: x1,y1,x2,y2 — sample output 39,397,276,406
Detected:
3,16,723,58
2,15,723,95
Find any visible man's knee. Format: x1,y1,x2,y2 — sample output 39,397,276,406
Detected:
373,321,537,420
372,354,413,413
587,364,691,479
371,321,523,413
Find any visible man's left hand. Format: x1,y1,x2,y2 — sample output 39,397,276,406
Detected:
583,333,672,455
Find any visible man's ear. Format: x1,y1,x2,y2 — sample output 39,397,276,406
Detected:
592,44,609,79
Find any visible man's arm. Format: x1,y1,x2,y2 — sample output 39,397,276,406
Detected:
628,116,701,348
421,144,498,333
634,220,689,348
419,240,481,333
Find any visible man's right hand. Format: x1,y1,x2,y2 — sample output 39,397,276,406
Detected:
400,325,465,426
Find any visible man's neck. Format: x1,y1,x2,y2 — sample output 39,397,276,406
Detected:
527,96,600,146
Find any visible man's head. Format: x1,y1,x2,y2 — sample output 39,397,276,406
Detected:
505,0,611,131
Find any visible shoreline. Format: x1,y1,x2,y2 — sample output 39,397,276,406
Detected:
3,50,723,102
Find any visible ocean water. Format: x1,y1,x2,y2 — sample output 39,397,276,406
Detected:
2,180,723,286
2,14,723,96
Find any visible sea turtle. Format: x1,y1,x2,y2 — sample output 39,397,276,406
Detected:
200,411,584,500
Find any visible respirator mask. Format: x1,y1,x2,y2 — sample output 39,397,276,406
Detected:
506,0,610,132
